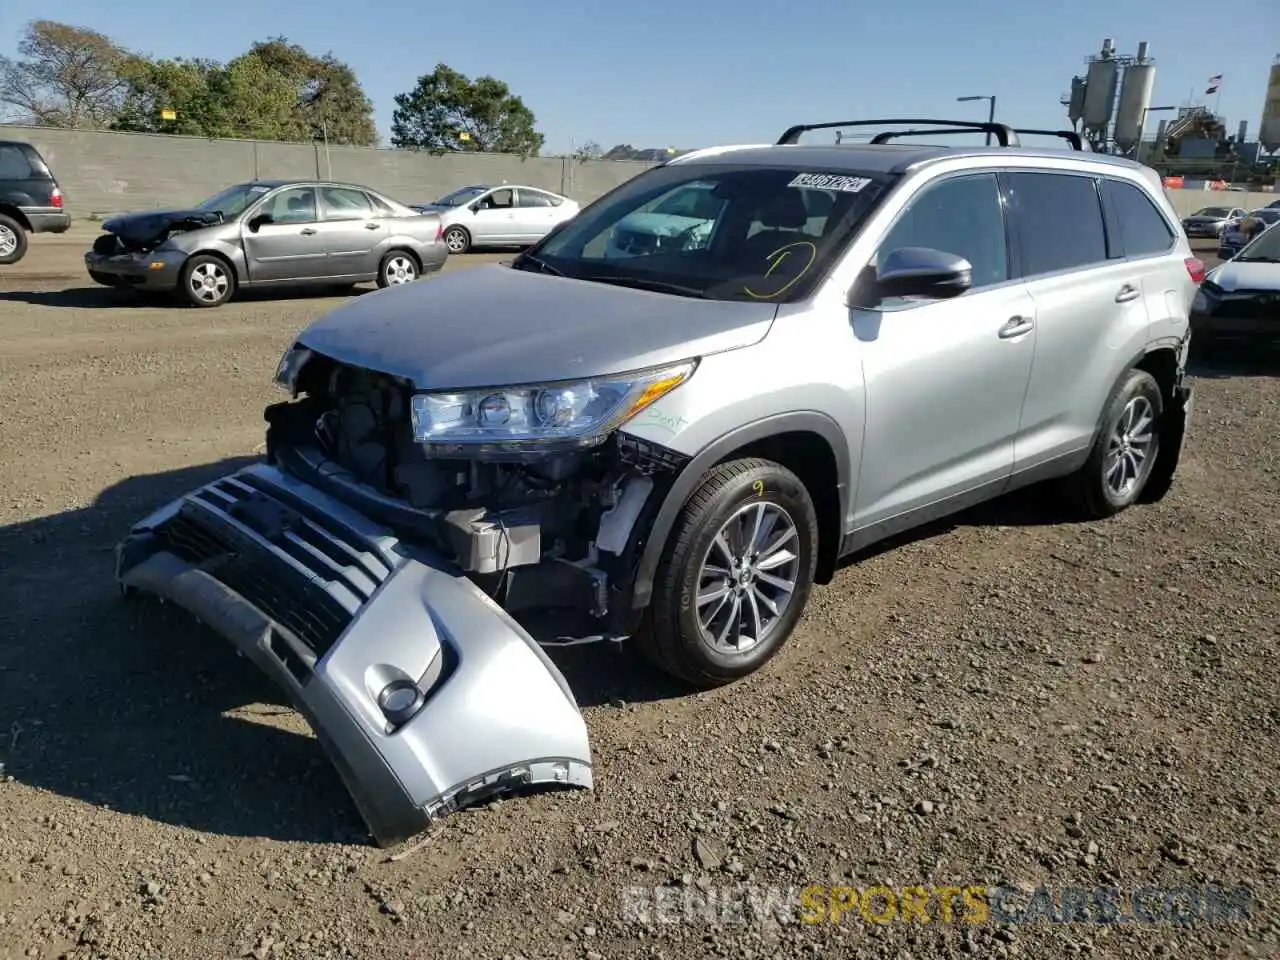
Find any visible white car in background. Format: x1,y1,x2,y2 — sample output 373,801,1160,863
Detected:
412,184,579,253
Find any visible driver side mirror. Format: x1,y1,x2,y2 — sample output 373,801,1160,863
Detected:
856,246,973,304
247,212,274,232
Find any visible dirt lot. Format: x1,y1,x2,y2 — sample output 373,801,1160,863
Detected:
0,227,1277,960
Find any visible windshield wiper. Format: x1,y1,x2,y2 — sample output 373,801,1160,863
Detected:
512,252,566,277
582,274,708,298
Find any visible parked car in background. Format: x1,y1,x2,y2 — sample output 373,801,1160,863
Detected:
412,184,579,253
1218,208,1280,259
1181,205,1246,239
0,139,70,265
84,180,447,308
1192,220,1280,356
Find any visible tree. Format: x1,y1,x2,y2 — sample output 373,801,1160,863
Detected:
0,20,130,127
573,140,603,161
246,38,377,146
391,64,543,157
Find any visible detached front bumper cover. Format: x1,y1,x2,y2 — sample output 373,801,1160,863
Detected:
115,463,593,847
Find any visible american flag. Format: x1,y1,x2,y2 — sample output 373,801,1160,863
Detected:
1205,74,1223,94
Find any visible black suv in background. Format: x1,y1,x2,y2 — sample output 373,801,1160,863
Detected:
0,139,70,264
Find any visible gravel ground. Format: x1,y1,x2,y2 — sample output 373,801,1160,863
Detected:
0,229,1276,960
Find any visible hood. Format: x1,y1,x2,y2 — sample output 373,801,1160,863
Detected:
103,208,223,245
1206,261,1280,292
615,213,711,236
295,263,777,390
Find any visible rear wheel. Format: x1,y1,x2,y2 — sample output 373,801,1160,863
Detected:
180,254,235,307
1062,368,1163,519
443,226,471,254
377,250,419,287
640,458,819,688
0,214,28,265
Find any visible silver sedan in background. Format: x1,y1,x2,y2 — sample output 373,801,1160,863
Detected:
412,184,580,253
84,180,449,308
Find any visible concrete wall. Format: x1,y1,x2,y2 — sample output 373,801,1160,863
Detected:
7,124,1275,222
4,125,657,217
1164,190,1276,216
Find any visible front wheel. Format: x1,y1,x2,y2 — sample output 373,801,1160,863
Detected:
377,250,419,288
1062,368,1163,519
180,254,235,307
641,458,819,688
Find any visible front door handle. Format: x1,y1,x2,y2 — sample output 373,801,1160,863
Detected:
300,227,317,236
364,222,380,230
998,315,1035,339
1115,284,1141,303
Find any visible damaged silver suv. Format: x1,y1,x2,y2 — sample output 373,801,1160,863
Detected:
116,119,1198,846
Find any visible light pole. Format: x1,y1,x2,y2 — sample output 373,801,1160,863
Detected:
957,95,996,145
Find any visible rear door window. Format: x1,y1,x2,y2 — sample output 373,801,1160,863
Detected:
320,186,374,221
1101,179,1174,257
0,145,33,179
1005,172,1108,277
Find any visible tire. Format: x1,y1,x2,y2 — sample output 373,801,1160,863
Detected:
1062,368,1163,519
179,254,235,307
640,458,819,688
442,226,471,255
0,214,28,265
377,250,419,288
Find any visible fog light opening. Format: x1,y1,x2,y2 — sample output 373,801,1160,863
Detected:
377,678,425,728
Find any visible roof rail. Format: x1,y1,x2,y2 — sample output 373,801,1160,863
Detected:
1010,128,1087,151
777,118,1021,148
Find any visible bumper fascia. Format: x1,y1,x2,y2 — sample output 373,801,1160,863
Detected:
24,209,71,233
115,462,593,846
84,249,185,289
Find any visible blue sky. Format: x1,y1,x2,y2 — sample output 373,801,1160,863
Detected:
3,0,1277,153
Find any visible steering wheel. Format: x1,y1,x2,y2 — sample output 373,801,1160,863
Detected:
671,222,709,252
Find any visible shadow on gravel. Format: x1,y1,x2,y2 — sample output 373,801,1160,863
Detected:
0,457,367,845
0,457,673,845
0,284,372,311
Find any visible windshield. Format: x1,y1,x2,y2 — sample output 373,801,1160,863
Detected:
1193,207,1232,217
523,163,888,302
196,182,274,218
1235,221,1280,262
430,186,489,207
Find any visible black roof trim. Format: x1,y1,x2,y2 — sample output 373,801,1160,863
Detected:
778,118,1021,148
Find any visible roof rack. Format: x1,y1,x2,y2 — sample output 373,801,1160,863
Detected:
777,118,1021,148
859,126,1087,152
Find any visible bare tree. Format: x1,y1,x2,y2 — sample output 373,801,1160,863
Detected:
0,20,130,127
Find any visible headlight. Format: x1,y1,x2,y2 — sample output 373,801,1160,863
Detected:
409,359,697,453
274,345,313,394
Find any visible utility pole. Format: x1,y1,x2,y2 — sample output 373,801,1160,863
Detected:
958,94,997,145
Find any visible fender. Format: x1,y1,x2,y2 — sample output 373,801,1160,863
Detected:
627,410,852,611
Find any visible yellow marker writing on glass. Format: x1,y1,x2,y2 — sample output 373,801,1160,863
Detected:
743,241,818,300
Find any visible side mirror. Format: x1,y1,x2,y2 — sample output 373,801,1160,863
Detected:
248,212,274,231
866,246,973,302
469,201,484,213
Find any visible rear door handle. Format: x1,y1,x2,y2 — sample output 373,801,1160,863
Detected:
1115,284,1141,303
300,227,317,236
364,222,380,230
998,315,1035,339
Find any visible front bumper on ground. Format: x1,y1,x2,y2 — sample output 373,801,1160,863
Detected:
84,248,185,289
115,462,593,847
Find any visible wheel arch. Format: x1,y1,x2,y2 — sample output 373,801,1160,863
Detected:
0,205,32,231
185,247,242,284
629,412,851,611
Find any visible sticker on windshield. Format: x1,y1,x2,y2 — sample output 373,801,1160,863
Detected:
248,185,271,194
787,173,871,193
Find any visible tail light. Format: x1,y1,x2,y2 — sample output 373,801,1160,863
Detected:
1184,257,1206,285
435,222,444,242
50,187,63,209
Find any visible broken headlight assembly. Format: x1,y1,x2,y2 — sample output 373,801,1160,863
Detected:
408,359,697,457
274,345,314,395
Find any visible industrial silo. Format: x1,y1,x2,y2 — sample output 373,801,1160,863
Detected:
1114,41,1156,151
1067,76,1088,127
1082,39,1120,140
1261,57,1280,152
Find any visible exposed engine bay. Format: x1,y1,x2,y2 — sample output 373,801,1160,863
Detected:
93,209,225,255
264,355,690,641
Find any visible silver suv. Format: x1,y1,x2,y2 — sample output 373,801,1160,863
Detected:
115,118,1199,846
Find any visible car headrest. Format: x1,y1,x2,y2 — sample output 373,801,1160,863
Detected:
756,190,809,229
